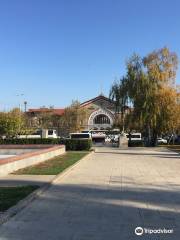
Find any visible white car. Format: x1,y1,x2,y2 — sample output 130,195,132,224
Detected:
157,138,167,144
125,133,142,141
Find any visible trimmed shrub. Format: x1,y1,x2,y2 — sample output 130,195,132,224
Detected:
0,138,92,151
60,139,92,151
0,138,60,145
128,140,144,147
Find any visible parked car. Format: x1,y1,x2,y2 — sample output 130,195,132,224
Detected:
125,133,142,141
157,138,167,144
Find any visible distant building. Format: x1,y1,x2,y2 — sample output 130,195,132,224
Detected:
27,107,65,117
80,94,116,130
27,94,129,132
26,108,65,128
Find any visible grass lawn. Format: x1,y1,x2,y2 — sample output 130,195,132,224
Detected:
13,151,88,175
167,145,180,153
0,186,39,212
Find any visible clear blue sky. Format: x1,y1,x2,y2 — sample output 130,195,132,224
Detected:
0,0,179,110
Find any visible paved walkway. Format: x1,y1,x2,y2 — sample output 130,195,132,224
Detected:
0,147,180,240
0,175,55,187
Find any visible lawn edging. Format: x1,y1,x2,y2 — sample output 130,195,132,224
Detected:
0,150,94,225
0,145,66,177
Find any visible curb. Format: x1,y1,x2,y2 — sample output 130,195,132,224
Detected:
166,148,180,155
0,150,94,225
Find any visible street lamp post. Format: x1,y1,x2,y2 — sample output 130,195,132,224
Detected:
24,101,27,112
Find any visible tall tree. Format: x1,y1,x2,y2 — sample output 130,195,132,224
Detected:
0,108,28,138
109,77,129,131
110,47,179,146
60,100,87,135
38,112,54,129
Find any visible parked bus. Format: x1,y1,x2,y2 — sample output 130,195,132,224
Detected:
18,129,58,139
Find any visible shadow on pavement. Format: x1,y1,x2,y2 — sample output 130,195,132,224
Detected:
0,178,180,239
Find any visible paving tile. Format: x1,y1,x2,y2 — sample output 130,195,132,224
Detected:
0,147,180,239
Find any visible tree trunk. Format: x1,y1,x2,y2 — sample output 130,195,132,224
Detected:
147,125,151,146
151,129,158,147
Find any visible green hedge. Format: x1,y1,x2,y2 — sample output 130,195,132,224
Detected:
60,139,92,151
0,138,60,145
128,140,144,147
0,138,92,151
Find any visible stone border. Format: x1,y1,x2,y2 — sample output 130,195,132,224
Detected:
0,144,56,149
0,145,65,176
0,150,94,225
0,145,64,164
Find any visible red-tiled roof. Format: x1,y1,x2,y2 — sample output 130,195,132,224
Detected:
53,109,65,115
27,95,114,115
28,108,65,116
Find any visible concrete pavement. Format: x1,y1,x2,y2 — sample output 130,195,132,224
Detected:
0,147,180,239
0,175,55,187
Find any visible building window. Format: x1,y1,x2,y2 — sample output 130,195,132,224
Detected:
93,114,110,124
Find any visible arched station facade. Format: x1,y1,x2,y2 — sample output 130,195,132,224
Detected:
80,95,116,131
